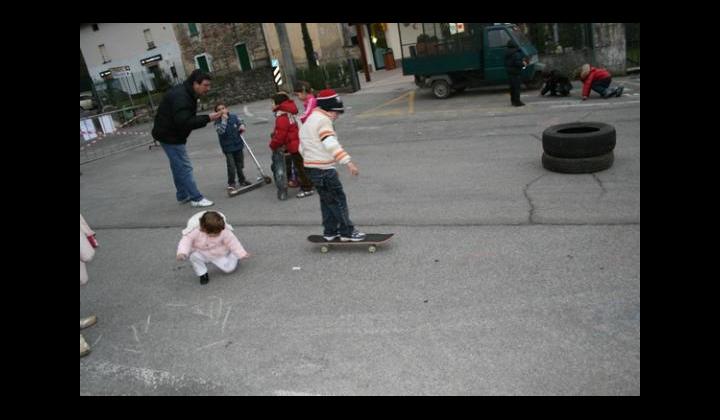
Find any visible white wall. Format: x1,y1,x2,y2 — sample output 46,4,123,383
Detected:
384,23,402,63
80,23,186,90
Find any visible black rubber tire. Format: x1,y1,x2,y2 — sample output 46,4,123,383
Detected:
542,151,614,174
432,80,451,99
542,122,616,159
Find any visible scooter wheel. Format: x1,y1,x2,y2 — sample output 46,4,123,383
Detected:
264,176,272,184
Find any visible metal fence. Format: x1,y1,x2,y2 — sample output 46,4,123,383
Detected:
525,23,593,55
92,68,179,112
80,105,156,165
625,23,640,68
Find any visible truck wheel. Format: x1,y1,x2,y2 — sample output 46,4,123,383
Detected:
542,151,614,174
542,122,616,159
432,80,451,99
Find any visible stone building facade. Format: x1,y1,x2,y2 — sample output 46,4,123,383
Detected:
174,23,276,106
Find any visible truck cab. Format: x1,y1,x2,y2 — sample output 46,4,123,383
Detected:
399,23,545,98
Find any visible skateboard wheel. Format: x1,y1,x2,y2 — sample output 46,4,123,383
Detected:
320,246,329,253
264,176,272,184
368,245,377,253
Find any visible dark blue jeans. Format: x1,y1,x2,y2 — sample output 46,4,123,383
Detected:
160,142,204,202
225,149,246,185
305,167,355,237
591,77,612,97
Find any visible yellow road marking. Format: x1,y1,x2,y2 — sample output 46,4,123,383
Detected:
356,91,412,117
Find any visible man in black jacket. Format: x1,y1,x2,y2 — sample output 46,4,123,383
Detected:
152,70,223,207
504,40,528,107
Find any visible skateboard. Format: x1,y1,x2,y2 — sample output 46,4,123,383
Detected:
307,233,394,254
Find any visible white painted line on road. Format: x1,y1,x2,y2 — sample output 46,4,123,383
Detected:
145,314,151,333
195,340,226,352
81,360,219,390
273,390,322,396
550,100,640,109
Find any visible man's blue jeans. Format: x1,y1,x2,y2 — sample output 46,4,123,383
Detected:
305,167,355,237
160,142,204,202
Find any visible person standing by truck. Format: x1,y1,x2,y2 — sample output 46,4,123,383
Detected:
504,40,529,107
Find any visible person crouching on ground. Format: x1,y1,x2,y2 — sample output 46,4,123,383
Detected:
577,63,624,100
176,211,250,285
540,69,573,97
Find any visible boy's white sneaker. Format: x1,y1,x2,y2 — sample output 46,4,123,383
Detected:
191,198,214,207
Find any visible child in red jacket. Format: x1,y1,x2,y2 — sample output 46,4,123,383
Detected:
269,92,315,200
578,64,624,100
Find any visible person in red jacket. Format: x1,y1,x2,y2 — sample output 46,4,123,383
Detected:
578,64,624,100
268,92,315,200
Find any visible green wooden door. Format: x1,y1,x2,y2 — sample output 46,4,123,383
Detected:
196,55,209,73
235,44,252,72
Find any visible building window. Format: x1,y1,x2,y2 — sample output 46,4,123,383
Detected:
144,29,156,50
92,24,99,31
194,53,212,73
188,23,199,37
235,43,252,72
99,44,110,63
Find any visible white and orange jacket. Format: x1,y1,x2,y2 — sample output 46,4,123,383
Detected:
298,108,350,169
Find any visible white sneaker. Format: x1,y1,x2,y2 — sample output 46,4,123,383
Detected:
191,198,214,207
80,334,91,358
80,315,97,330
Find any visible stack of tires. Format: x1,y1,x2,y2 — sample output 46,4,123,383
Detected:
541,122,616,174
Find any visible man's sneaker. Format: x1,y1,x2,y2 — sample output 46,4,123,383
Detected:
296,190,315,198
178,197,192,205
191,198,214,207
239,180,252,187
323,234,340,241
340,231,367,242
227,184,238,191
615,86,625,97
278,190,288,201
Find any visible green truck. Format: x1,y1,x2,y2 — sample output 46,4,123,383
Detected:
398,23,545,98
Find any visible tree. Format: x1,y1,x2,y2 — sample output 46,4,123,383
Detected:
301,23,317,69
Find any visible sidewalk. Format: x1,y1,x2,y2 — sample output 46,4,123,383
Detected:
355,67,416,94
